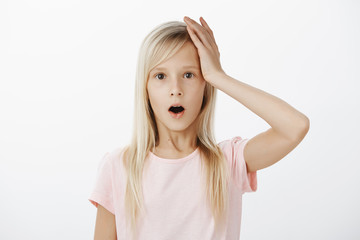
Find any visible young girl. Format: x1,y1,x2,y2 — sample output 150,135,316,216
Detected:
88,16,309,240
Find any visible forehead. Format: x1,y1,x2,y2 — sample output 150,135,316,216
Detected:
150,42,200,72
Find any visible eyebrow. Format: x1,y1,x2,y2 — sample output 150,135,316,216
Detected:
151,65,199,72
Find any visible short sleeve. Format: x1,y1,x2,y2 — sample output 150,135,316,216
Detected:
88,152,115,215
231,136,258,194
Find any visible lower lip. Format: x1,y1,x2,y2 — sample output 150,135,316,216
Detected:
169,110,185,119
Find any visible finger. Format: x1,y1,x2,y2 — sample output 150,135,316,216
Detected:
199,17,214,39
199,17,220,54
184,17,213,50
186,25,203,50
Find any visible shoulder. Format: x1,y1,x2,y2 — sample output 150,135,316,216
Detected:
218,136,248,152
99,146,127,169
109,146,126,160
217,136,249,164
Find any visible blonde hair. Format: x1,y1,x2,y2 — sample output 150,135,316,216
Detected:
122,20,230,239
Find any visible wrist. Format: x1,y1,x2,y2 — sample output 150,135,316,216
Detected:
205,70,227,86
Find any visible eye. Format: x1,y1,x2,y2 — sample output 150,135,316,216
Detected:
155,73,165,80
154,72,195,80
184,72,195,79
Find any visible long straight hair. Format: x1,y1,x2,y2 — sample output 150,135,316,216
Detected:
122,20,231,239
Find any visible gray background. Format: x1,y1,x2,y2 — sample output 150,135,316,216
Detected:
1,0,359,239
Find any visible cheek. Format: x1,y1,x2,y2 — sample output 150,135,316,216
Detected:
147,83,158,99
147,88,163,112
192,81,206,97
189,90,205,109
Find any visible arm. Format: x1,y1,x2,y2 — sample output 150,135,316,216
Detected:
183,16,309,172
210,73,310,172
93,204,117,240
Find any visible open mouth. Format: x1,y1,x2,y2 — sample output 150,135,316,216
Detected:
169,106,184,113
168,106,185,119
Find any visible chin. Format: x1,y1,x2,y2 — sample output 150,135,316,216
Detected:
167,124,190,132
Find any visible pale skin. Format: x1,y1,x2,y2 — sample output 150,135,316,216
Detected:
93,16,310,239
147,41,206,159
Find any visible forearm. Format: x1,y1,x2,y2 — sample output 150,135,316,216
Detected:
209,73,309,141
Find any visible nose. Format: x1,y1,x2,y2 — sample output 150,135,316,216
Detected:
171,91,182,96
170,79,183,96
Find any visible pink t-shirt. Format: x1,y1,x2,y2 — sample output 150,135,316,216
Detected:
89,136,257,239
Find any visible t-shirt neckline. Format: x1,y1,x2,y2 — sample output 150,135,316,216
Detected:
149,147,199,163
